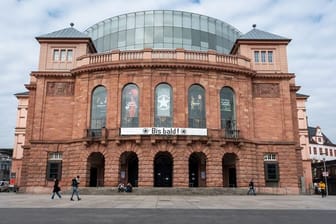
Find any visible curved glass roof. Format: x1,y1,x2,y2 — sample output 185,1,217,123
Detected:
85,10,241,54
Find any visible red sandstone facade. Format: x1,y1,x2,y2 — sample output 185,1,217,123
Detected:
20,26,303,194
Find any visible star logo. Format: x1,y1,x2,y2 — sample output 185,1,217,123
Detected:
158,95,170,110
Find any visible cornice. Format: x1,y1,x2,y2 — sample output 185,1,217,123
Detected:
71,60,256,77
254,72,295,79
290,85,301,92
24,83,36,90
31,71,73,78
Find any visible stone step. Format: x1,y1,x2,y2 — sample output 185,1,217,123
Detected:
65,187,249,195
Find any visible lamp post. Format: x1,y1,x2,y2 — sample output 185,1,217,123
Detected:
322,153,328,196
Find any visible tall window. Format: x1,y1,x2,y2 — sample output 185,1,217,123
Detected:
267,51,273,63
90,86,107,136
53,49,60,61
60,49,67,61
264,153,279,187
254,51,259,63
122,84,139,127
220,87,236,131
261,51,266,63
188,84,206,128
155,83,172,127
47,152,62,180
67,49,73,61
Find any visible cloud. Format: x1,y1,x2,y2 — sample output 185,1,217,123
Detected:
0,0,335,147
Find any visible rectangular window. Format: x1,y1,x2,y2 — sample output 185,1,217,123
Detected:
261,51,266,63
264,153,276,161
67,49,73,61
309,147,312,155
46,161,62,180
268,51,273,63
46,152,62,180
254,51,259,62
313,147,317,155
264,163,279,182
53,49,60,61
330,149,333,157
319,148,323,155
60,49,66,62
325,148,328,156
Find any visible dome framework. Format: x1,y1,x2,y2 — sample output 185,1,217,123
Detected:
85,10,241,53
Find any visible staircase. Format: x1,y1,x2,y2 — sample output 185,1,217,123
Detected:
65,187,248,195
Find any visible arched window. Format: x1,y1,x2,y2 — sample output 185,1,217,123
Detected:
90,86,107,135
188,84,206,128
220,87,236,128
155,83,172,127
121,84,139,127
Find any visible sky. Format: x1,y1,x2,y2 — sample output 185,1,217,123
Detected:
0,0,335,148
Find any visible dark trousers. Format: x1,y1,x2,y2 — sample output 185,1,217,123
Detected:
321,189,326,197
51,191,62,199
247,187,256,195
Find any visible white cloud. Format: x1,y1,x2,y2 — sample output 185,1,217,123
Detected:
0,0,336,147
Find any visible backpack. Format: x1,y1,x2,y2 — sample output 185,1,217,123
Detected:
71,178,77,187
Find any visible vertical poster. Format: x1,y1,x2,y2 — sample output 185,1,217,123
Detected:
156,86,170,117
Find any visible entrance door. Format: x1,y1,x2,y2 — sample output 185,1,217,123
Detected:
154,152,173,187
87,152,105,187
119,152,139,186
90,167,98,187
222,153,238,187
189,155,199,187
189,152,206,187
228,167,237,187
127,154,138,187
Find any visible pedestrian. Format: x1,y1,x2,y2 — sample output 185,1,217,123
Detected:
247,179,256,195
319,181,326,198
125,182,133,192
70,175,81,201
51,178,62,199
118,182,125,192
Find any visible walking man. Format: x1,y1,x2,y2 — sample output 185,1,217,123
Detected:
319,181,326,198
247,179,256,195
51,178,62,199
70,176,81,201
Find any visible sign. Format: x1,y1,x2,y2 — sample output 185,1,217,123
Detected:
221,98,231,111
120,127,207,136
323,172,329,177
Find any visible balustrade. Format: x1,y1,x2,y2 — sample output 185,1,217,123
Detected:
78,49,250,68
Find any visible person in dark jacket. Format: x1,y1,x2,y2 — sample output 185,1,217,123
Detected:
247,179,256,195
125,182,133,192
51,179,62,199
70,176,81,201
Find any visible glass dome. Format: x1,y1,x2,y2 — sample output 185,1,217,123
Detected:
85,10,241,54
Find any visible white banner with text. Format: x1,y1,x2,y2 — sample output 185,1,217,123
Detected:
120,127,207,136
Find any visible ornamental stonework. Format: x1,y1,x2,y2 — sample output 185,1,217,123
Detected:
253,83,280,98
46,82,74,96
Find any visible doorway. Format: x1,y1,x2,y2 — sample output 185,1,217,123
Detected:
222,153,237,187
119,152,139,187
189,152,206,187
87,152,105,187
154,152,173,187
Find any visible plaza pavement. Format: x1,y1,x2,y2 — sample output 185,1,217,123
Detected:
0,193,335,209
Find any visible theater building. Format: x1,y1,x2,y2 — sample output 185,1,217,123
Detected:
20,10,303,194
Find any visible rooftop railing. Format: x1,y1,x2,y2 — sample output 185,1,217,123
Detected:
77,49,251,69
